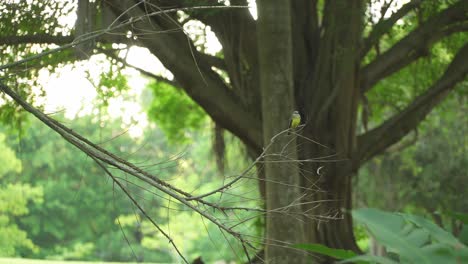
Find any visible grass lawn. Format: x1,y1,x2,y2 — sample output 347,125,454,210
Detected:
0,259,163,264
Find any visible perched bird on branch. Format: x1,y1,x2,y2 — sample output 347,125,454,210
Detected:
288,110,301,135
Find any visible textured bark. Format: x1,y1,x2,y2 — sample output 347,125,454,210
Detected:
295,0,363,253
213,123,225,174
75,0,96,58
257,0,306,262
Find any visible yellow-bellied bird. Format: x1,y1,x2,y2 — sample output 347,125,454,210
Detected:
288,110,301,135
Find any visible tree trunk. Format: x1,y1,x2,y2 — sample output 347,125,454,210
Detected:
257,0,307,262
295,0,364,254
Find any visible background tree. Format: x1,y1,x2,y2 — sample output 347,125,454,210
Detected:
0,109,255,262
1,0,467,261
355,93,467,235
0,133,43,256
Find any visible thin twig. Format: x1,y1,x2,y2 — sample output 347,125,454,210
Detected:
93,158,189,263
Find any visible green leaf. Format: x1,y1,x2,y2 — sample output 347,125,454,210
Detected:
293,243,357,260
458,225,468,246
402,213,460,246
147,81,207,143
352,208,468,264
339,254,399,264
353,208,432,263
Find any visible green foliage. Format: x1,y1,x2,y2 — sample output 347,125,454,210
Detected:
147,81,207,143
0,133,43,256
0,0,73,36
0,90,31,135
296,209,468,264
47,242,95,261
91,64,130,107
0,109,257,262
293,243,357,260
361,1,468,129
449,212,468,225
92,230,173,262
0,184,43,257
448,212,468,246
2,115,164,260
344,209,468,264
0,134,21,176
0,0,77,129
355,93,467,229
0,258,157,264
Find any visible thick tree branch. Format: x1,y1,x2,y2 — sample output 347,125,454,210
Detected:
361,0,421,57
358,43,468,164
112,0,260,118
146,0,255,76
199,53,226,71
175,0,261,112
361,1,468,92
108,1,262,150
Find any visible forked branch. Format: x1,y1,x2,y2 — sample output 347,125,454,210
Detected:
358,43,468,164
361,1,468,92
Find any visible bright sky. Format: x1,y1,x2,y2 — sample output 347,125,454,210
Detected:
39,38,222,137
39,50,154,138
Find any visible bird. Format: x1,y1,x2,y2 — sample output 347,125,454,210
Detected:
288,110,301,135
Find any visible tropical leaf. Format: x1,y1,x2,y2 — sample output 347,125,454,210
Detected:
351,208,468,264
293,243,357,260
339,254,398,264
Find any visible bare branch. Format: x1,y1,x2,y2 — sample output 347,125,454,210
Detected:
93,159,189,263
0,34,74,45
361,0,421,58
361,1,468,92
98,47,181,87
0,80,257,261
358,42,468,163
